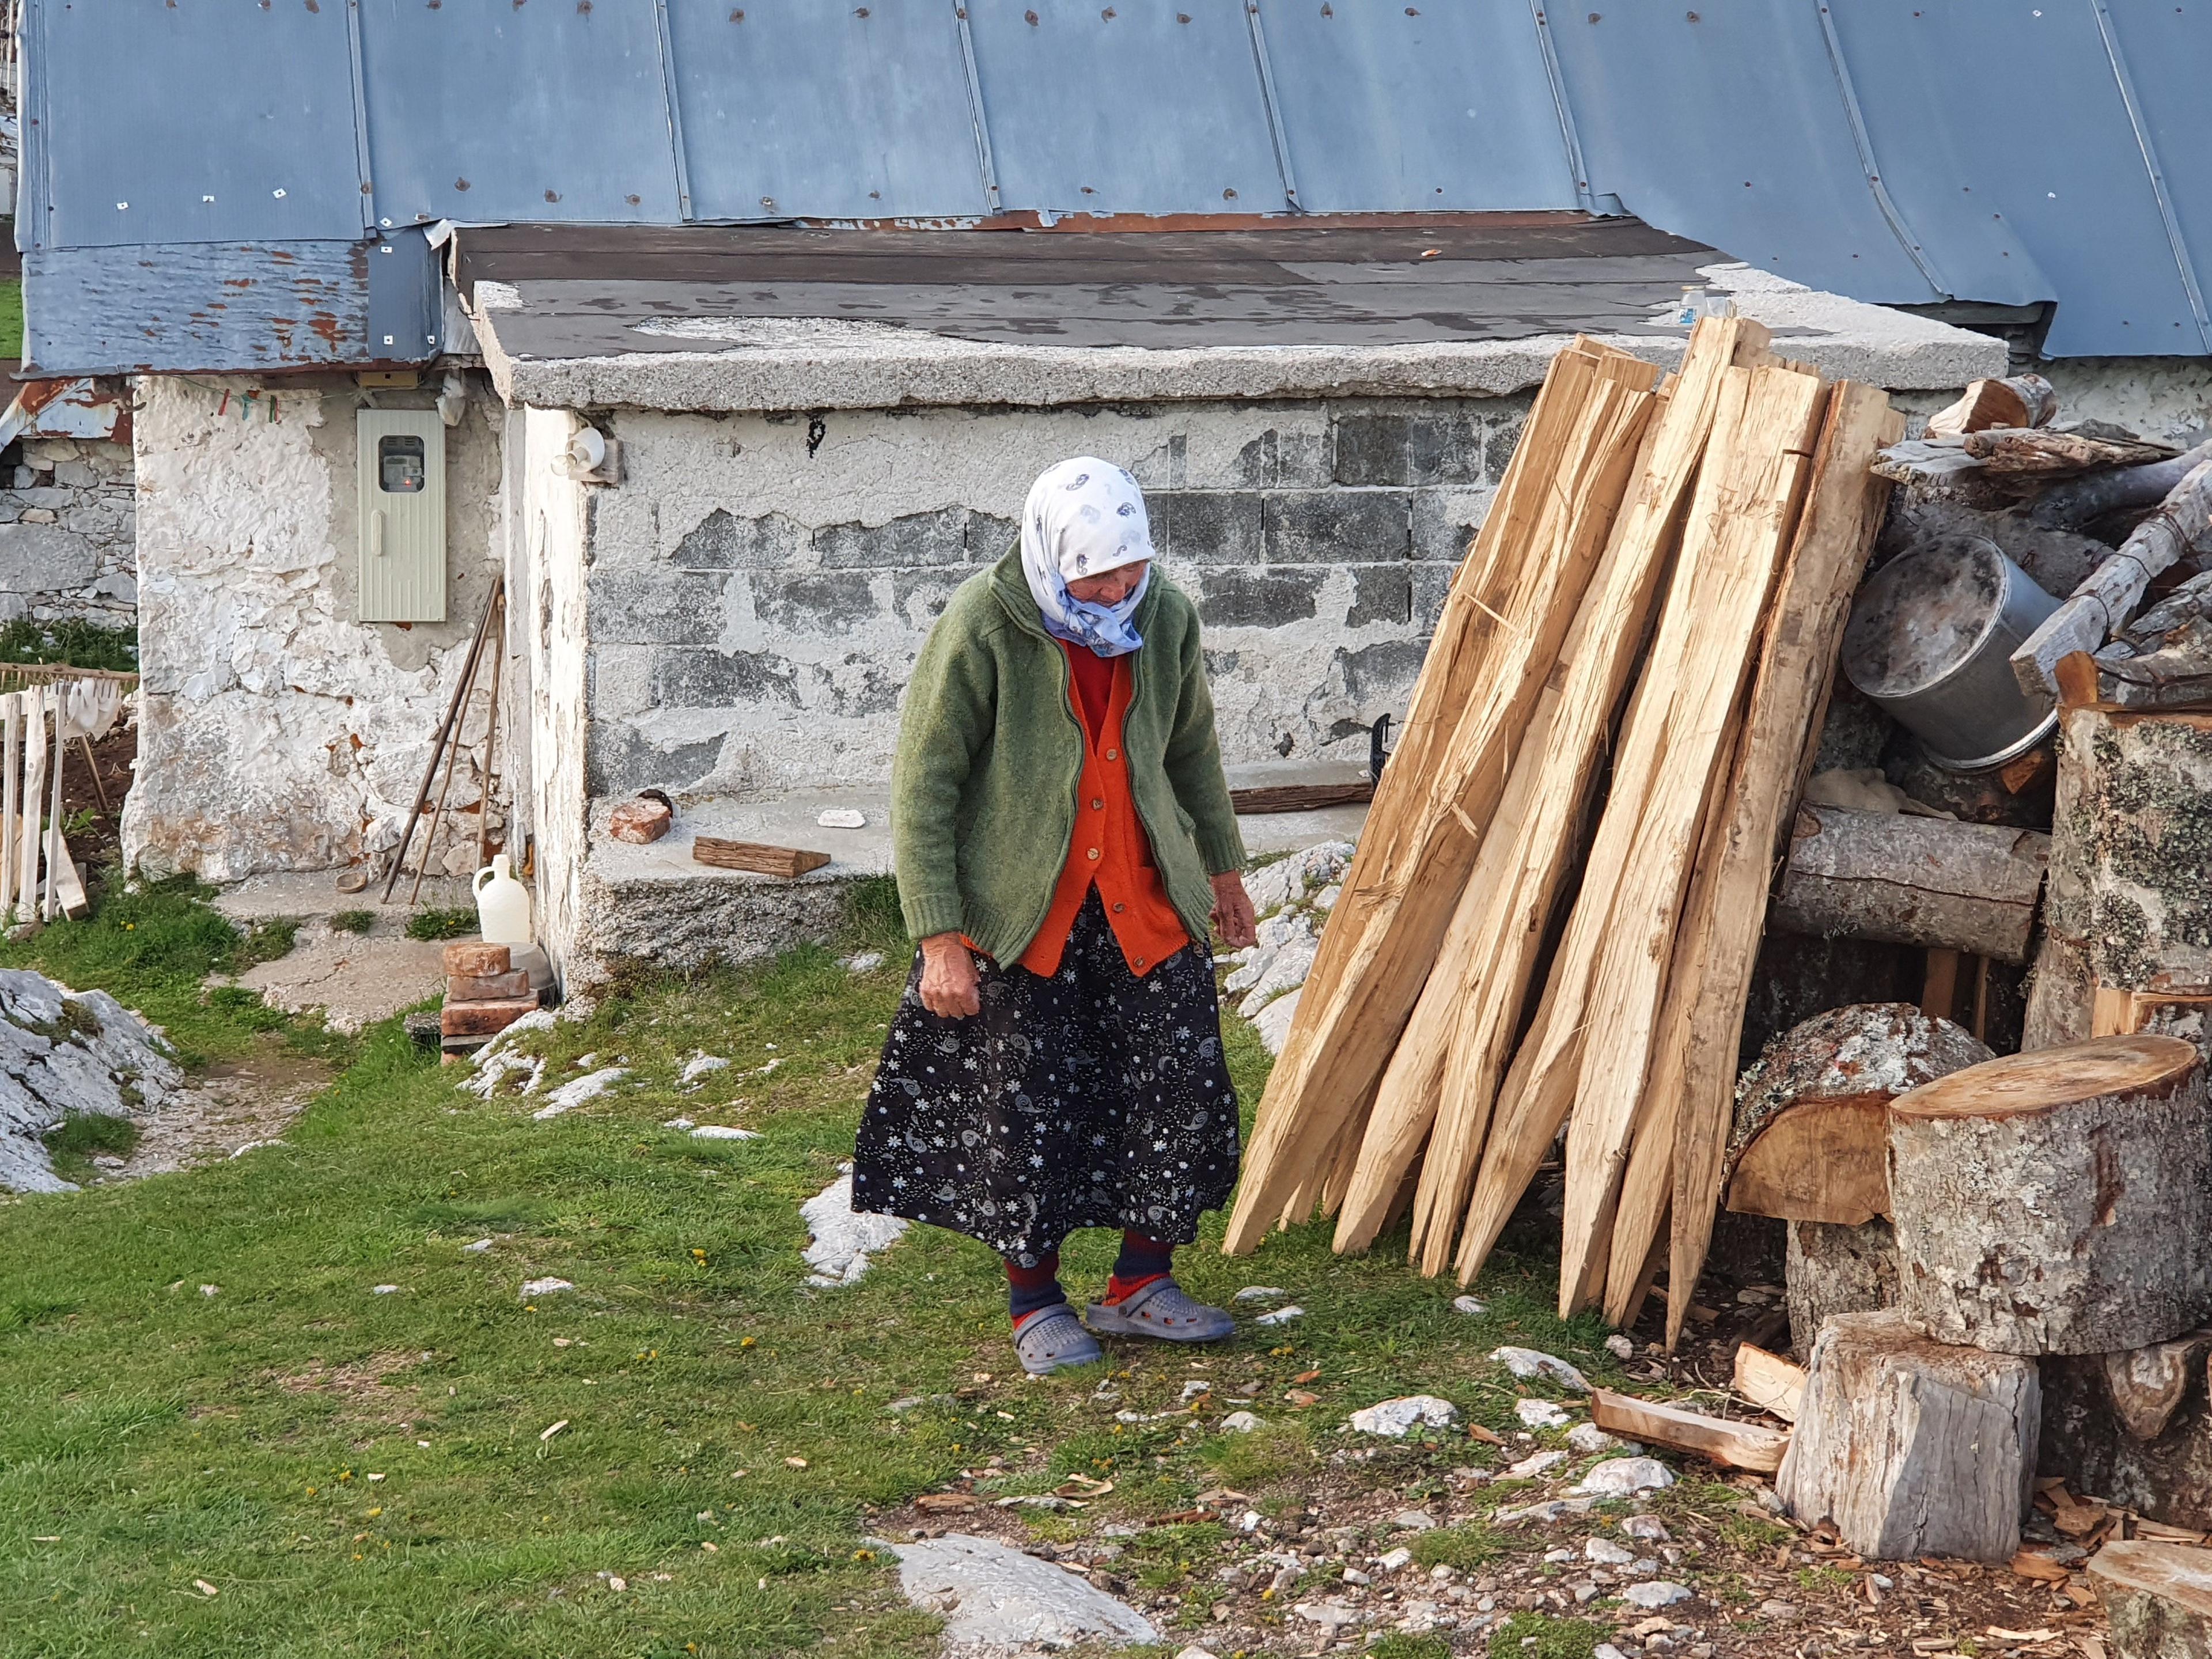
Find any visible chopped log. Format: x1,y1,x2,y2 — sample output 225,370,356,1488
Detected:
691,838,832,878
2030,435,2212,530
1733,1343,1806,1422
2012,453,2212,698
1229,782,1375,814
1725,1003,1993,1226
1223,337,1668,1253
1924,374,2057,440
2089,1540,2212,1659
1588,1387,1790,1473
1889,1034,2211,1355
2084,570,2212,710
1775,1308,2039,1562
1645,382,1902,1340
2040,1333,2212,1530
1550,359,1828,1316
2033,696,2212,1046
1877,429,2175,487
1768,805,2050,964
1786,1219,1899,1361
443,941,512,976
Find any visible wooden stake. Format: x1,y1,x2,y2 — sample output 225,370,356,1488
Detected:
1921,948,1962,1022
1556,360,1827,1316
0,692,20,923
1664,384,1904,1348
20,684,46,917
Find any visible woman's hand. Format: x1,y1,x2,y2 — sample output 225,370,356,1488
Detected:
1209,871,1258,950
917,933,983,1019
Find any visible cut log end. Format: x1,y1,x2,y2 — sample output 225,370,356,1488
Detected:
1891,1032,2199,1123
2090,1540,2212,1658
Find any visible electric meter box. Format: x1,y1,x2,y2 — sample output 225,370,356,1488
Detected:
357,409,447,623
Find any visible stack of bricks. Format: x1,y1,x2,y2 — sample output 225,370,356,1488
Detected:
440,941,544,1062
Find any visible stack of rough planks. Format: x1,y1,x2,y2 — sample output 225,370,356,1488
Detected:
1224,318,1903,1343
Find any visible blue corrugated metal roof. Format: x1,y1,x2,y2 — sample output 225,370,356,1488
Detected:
19,0,2212,372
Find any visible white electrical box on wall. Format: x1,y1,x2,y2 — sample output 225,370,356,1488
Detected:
357,408,447,623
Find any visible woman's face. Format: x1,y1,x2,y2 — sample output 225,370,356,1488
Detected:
1066,560,1149,607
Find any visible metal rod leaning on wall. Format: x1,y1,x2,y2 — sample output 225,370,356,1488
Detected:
382,577,506,905
407,588,503,910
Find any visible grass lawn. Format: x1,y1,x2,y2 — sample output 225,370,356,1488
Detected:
0,878,1653,1659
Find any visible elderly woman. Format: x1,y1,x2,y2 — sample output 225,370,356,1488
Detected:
853,457,1259,1376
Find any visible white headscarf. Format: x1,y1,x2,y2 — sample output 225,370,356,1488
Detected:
1019,457,1156,657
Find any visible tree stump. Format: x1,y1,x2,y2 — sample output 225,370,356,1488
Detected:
2090,1540,2212,1659
1889,1034,2211,1355
1775,1308,2039,1562
2031,699,2212,1044
1729,1003,1993,1226
2042,1331,2212,1530
1786,1219,1899,1361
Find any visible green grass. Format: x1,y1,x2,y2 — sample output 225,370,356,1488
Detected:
0,874,1642,1657
329,911,376,937
0,615,138,672
0,276,21,364
405,906,478,942
1486,1612,1610,1659
41,1108,138,1186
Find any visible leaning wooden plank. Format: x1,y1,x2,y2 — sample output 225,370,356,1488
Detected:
1556,360,1828,1316
1223,342,1663,1252
2012,453,2212,698
1371,320,1767,1278
1770,805,2052,963
48,832,88,921
18,684,45,916
1333,403,1668,1259
46,702,66,922
1734,1343,1806,1423
1601,712,1743,1327
1588,1388,1790,1474
690,838,831,878
0,691,20,923
1661,385,1904,1345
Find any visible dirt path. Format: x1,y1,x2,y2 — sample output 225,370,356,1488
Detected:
99,1042,334,1182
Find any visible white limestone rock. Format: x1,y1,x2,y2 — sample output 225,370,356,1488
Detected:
532,1066,630,1120
1218,1411,1263,1434
802,1166,908,1286
1237,934,1319,1020
1490,1346,1592,1393
1347,1395,1460,1437
1567,1422,1637,1456
1570,1457,1676,1498
1621,1581,1694,1609
887,1532,1156,1650
1584,1537,1635,1565
1516,1398,1572,1429
679,1051,730,1085
1505,1449,1569,1480
0,968,183,1194
1252,987,1302,1057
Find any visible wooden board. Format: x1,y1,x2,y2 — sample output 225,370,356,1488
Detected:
19,684,45,918
1588,1387,1790,1472
691,838,832,878
1229,782,1375,814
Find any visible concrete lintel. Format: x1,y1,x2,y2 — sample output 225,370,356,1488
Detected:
476,262,2005,415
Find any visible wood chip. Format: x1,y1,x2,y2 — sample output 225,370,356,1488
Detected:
914,1493,977,1512
2010,1550,2073,1584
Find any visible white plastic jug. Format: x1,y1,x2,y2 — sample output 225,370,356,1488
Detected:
472,853,533,945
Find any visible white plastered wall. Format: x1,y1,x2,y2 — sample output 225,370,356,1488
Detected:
519,406,593,979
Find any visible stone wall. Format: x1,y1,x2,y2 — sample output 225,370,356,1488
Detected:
122,374,505,882
582,395,1526,802
0,435,137,628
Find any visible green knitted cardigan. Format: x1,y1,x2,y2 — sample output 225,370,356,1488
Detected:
889,550,1247,961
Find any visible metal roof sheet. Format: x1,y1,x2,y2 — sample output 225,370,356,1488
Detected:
20,0,2212,372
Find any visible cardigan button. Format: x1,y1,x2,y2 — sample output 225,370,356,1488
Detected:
1104,747,1119,761
1091,798,1104,810
1134,956,1146,968
1087,847,1101,861
1112,902,1126,913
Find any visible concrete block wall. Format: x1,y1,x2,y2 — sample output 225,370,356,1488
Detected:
581,394,1529,804
0,436,137,628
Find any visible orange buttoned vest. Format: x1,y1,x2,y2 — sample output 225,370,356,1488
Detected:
1014,642,1191,979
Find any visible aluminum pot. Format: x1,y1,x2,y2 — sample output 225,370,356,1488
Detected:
1841,537,2061,771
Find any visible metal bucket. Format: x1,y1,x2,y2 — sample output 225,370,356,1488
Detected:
1841,538,2061,771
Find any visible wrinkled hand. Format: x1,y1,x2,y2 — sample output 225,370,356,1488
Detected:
1210,871,1258,950
917,933,983,1019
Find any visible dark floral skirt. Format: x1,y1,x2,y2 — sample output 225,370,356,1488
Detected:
852,889,1240,1266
